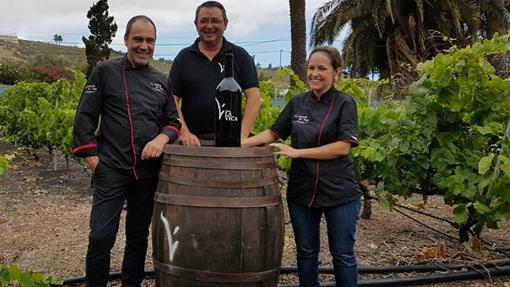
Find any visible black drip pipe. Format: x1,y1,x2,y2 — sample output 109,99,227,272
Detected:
279,265,510,287
362,194,510,257
280,258,510,274
61,259,510,286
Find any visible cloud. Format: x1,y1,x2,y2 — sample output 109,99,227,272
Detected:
0,0,331,66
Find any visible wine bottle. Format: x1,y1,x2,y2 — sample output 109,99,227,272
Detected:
215,52,242,147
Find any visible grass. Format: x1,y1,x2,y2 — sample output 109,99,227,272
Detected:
0,38,277,79
0,39,171,74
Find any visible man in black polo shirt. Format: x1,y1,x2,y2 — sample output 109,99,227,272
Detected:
170,1,261,146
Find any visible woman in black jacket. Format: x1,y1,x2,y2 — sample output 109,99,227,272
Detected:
242,46,361,287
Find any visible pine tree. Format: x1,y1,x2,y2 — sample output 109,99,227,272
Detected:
82,0,117,77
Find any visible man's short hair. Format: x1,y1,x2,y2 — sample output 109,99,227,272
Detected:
124,15,157,39
194,1,228,23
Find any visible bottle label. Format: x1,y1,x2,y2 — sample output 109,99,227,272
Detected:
215,98,239,122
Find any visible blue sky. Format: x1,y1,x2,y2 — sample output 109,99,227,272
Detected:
0,0,345,67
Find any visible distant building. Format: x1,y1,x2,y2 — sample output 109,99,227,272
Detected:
0,34,19,44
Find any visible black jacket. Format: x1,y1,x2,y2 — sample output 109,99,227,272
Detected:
72,57,180,179
271,88,360,208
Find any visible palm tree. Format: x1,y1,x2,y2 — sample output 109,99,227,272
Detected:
481,0,509,38
53,34,63,45
310,0,509,82
289,0,307,82
480,0,510,77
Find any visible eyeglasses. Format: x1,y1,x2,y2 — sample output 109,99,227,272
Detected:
197,18,224,25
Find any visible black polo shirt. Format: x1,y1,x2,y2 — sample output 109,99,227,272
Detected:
169,37,259,135
271,88,361,208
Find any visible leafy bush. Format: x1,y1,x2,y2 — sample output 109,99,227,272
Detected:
28,54,80,83
0,264,62,287
256,35,510,241
352,34,510,240
0,70,85,154
0,60,32,84
0,156,7,175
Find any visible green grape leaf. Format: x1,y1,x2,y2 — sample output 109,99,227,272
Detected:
453,204,469,225
478,154,494,175
474,201,491,214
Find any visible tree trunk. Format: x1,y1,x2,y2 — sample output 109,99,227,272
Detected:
486,14,510,78
289,0,307,83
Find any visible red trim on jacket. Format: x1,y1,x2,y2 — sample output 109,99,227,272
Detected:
269,129,281,140
162,125,180,136
339,139,359,145
308,97,336,208
123,66,139,180
70,143,97,154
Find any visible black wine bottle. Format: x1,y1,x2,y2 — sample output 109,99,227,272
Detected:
215,52,242,147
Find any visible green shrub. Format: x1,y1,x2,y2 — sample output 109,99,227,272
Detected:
0,60,31,84
0,264,62,287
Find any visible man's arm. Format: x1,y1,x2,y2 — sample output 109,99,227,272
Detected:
174,95,201,146
168,51,201,146
141,134,170,160
241,87,262,139
141,91,182,159
71,66,103,172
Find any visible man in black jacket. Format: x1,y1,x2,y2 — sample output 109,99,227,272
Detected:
71,15,180,287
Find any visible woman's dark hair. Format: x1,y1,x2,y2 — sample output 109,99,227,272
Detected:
195,1,228,22
309,46,344,70
124,15,157,39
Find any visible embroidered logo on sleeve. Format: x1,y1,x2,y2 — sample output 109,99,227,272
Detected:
293,114,310,124
83,85,97,94
350,135,358,141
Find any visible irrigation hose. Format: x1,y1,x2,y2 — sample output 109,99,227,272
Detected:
363,193,457,227
362,194,510,257
277,264,510,287
61,259,510,285
280,258,510,274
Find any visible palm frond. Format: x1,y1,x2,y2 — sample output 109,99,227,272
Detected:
444,0,463,35
386,0,395,24
310,0,360,46
416,0,425,21
457,0,481,35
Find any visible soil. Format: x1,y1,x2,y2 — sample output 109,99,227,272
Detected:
1,143,510,287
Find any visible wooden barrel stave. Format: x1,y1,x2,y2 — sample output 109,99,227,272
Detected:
153,145,284,287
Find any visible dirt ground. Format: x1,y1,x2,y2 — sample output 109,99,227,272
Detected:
1,143,510,286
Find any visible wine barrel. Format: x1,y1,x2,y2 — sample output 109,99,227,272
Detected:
152,145,284,287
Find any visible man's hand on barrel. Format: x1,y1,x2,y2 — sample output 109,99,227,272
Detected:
85,156,99,173
178,130,201,146
142,134,170,160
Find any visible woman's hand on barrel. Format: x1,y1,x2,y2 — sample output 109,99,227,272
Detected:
142,134,169,160
269,143,300,159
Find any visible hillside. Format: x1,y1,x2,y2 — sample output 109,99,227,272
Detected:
0,38,279,79
0,39,171,74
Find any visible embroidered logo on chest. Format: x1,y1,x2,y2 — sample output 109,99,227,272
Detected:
83,84,97,94
150,82,164,94
218,62,225,73
293,114,310,124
